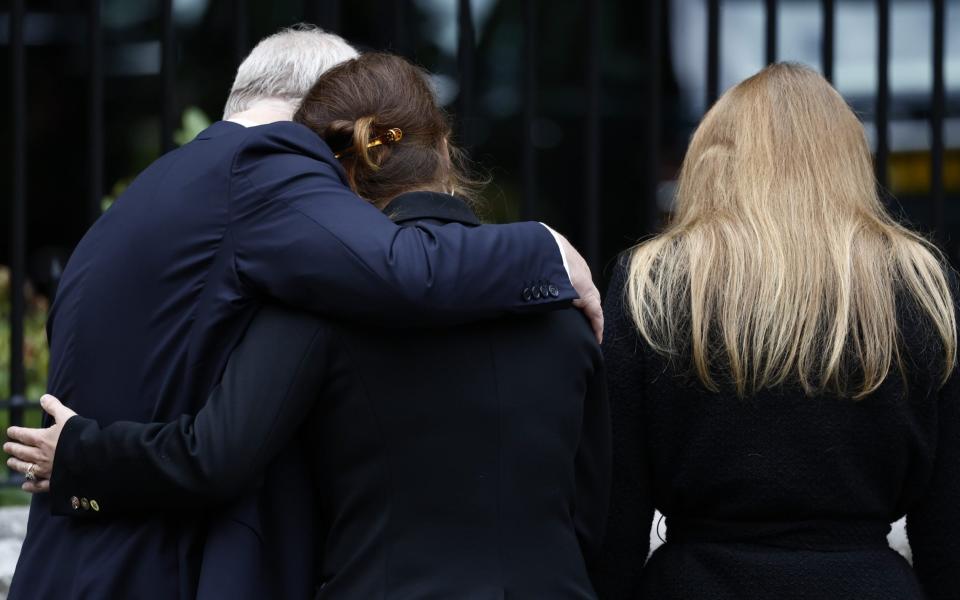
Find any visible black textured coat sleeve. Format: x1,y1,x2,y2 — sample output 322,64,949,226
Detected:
593,257,656,599
907,299,960,600
48,306,331,517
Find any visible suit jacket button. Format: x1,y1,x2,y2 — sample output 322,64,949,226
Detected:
548,284,559,297
539,284,549,298
533,286,542,300
522,287,533,301
90,500,100,512
70,496,80,510
80,498,90,511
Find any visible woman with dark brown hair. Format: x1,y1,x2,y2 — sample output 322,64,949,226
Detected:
7,53,609,600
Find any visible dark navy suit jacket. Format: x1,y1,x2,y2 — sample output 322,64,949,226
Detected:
9,122,574,599
45,192,610,599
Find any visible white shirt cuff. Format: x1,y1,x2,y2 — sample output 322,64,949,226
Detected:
539,223,571,280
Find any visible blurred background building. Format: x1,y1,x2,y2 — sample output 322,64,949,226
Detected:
0,0,958,488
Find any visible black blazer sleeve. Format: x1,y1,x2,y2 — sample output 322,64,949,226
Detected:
593,257,656,600
47,306,331,517
575,352,611,582
230,123,575,324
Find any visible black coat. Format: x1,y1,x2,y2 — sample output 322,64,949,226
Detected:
596,257,960,600
48,193,611,600
9,120,575,600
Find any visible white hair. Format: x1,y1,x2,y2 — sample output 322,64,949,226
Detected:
222,24,359,118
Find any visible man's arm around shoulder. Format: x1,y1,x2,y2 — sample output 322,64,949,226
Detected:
43,307,331,517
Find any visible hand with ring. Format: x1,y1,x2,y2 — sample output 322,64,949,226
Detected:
4,394,77,493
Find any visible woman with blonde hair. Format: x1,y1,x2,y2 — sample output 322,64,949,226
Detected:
597,63,959,599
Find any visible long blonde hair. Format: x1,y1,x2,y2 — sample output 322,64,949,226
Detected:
627,63,955,398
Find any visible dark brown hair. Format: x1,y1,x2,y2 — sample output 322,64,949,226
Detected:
293,52,480,208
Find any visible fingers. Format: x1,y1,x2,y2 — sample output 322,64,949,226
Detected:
573,285,604,344
587,298,604,343
40,394,77,423
557,233,604,343
21,479,49,493
3,442,46,467
6,456,50,480
6,425,44,447
574,301,604,343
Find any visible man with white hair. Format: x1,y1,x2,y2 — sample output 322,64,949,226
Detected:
8,24,599,600
223,24,358,124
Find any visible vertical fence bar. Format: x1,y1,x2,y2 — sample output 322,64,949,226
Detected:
521,0,537,220
822,0,834,82
875,0,889,188
234,0,248,68
706,0,720,107
932,0,945,238
643,0,662,233
457,0,476,149
765,0,777,65
305,0,341,32
88,0,104,224
393,0,412,57
584,0,601,270
9,0,27,446
160,0,175,153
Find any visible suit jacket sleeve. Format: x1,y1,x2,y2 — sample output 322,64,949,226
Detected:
229,123,575,324
593,256,656,600
575,349,611,585
48,307,330,517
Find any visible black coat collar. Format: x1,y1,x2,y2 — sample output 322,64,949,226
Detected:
383,192,480,226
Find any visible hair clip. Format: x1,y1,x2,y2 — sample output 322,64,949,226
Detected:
335,128,403,159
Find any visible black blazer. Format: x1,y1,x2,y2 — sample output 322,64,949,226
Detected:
49,193,611,600
10,121,574,600
595,257,960,600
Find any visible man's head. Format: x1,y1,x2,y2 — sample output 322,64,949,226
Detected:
223,24,358,120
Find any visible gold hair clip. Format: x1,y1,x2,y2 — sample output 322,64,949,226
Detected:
335,128,403,159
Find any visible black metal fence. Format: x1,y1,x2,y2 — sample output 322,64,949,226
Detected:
2,0,954,484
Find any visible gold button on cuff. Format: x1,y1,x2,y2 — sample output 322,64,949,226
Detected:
80,498,90,511
90,500,100,512
70,496,80,510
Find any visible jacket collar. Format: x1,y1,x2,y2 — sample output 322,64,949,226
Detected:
383,191,481,226
191,124,478,227
195,120,246,140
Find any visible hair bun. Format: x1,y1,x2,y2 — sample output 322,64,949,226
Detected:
324,116,384,171
322,118,359,155
350,116,380,170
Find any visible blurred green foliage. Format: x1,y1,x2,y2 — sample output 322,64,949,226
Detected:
102,106,212,213
0,266,48,497
174,106,213,147
0,487,31,506
0,266,50,403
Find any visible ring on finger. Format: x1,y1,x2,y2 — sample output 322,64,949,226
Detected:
24,463,37,482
